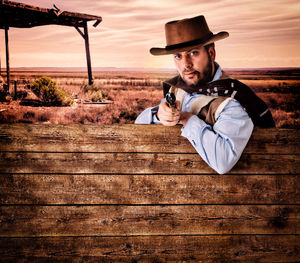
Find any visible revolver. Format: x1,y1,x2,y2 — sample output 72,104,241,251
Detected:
165,91,176,110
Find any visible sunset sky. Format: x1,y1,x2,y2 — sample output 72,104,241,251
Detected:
1,0,300,69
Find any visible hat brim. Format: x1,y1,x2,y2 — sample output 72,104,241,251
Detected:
150,31,229,56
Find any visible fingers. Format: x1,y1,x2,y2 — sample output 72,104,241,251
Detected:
157,101,180,126
178,112,194,127
161,101,176,113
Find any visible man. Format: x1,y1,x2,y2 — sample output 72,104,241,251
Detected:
135,15,274,174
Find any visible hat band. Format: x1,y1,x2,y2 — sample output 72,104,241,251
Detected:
165,32,214,51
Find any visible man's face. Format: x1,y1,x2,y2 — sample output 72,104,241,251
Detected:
173,45,215,86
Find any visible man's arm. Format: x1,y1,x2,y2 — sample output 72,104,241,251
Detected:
181,100,253,174
135,105,161,124
135,99,180,125
135,99,253,174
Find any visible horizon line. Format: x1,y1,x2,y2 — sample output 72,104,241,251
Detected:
2,66,300,72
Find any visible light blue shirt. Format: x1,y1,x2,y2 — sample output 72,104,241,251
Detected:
135,64,254,174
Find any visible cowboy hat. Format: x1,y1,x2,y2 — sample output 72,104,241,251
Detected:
150,15,229,56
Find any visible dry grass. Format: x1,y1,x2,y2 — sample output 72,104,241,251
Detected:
0,69,299,128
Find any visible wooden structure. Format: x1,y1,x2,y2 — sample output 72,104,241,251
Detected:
0,124,299,261
0,0,102,89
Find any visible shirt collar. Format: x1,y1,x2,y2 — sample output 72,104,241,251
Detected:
210,62,222,82
163,62,224,95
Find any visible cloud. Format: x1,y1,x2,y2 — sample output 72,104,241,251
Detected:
3,0,300,68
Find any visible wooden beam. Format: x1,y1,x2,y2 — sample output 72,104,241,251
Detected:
75,24,93,85
1,235,299,262
13,80,17,100
0,125,299,154
1,173,299,205
1,205,299,236
0,152,298,174
5,26,9,92
83,22,93,85
93,20,101,27
74,26,84,39
1,1,102,23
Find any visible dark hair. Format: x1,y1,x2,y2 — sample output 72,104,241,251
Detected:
204,43,215,53
204,43,215,61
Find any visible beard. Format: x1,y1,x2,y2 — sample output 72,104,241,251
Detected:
181,55,214,87
195,60,213,86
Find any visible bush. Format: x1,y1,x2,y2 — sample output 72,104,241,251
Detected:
119,110,137,121
23,111,35,119
81,83,111,102
0,82,8,102
38,113,50,122
31,76,73,106
86,90,105,102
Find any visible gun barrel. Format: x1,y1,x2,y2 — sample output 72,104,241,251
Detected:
166,92,176,108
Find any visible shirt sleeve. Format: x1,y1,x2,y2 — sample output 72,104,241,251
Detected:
181,100,254,174
135,105,161,124
135,98,166,124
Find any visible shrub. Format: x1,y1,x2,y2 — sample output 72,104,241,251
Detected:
31,76,73,106
119,110,137,121
82,83,99,93
38,113,51,122
87,90,105,102
23,111,35,119
81,83,111,102
15,89,28,100
0,83,8,102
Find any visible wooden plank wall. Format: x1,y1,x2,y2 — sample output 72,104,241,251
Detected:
0,124,299,262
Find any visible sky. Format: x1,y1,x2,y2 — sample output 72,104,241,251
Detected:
1,0,300,69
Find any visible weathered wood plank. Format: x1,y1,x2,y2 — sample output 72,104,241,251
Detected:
1,173,299,204
0,124,298,154
0,152,299,174
0,235,299,261
1,205,299,236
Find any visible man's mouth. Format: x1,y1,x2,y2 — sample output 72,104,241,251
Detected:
184,71,197,78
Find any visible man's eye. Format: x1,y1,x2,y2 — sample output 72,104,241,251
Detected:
174,54,181,60
190,50,198,56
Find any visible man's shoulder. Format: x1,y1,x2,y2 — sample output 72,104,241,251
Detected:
219,70,230,80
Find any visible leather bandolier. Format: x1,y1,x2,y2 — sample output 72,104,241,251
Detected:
163,72,275,127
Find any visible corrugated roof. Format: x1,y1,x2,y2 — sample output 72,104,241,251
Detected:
0,0,102,28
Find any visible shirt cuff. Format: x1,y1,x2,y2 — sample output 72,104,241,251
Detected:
153,113,160,124
151,105,160,124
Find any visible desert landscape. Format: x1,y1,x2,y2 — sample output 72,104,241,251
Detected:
0,67,299,128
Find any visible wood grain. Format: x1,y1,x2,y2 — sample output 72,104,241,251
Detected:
1,151,299,174
0,124,299,154
0,124,299,261
1,205,299,236
0,235,299,262
1,173,299,205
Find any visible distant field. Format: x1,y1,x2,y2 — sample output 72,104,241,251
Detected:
0,68,299,128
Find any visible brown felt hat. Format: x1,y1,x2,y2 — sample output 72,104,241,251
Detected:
150,15,229,56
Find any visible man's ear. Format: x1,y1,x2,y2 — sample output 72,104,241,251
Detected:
208,46,216,62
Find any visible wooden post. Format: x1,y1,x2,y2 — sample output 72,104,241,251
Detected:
5,26,10,92
14,80,17,100
83,22,93,85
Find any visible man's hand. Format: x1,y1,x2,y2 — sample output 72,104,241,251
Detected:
178,112,193,127
157,101,194,127
157,101,181,126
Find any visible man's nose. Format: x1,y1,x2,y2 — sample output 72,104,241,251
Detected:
182,54,193,69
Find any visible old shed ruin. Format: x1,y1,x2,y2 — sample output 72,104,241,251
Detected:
0,0,102,89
